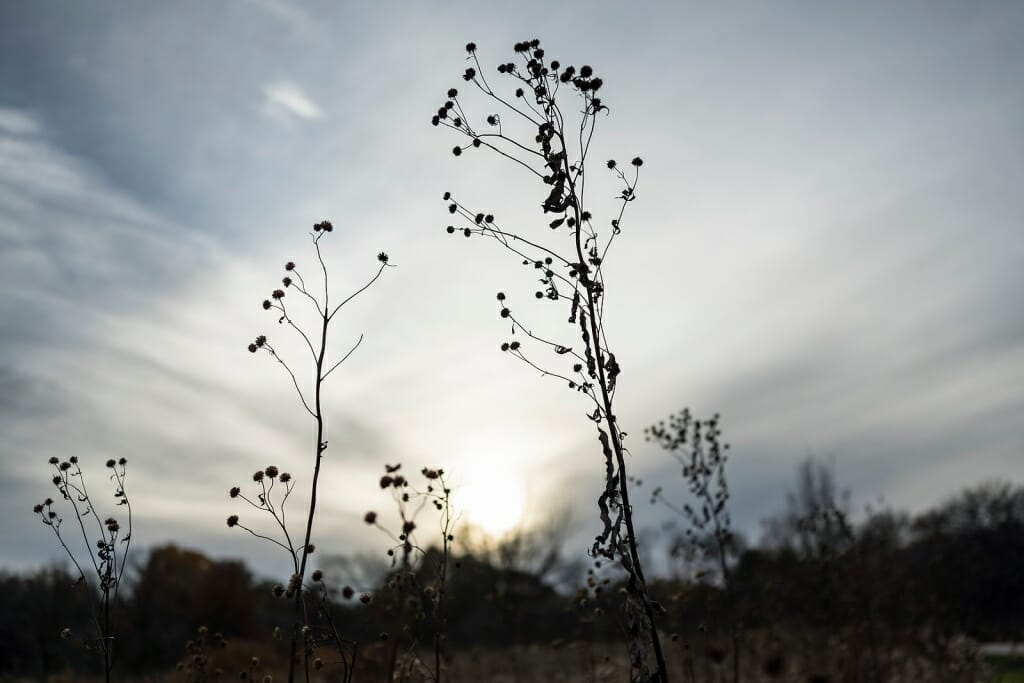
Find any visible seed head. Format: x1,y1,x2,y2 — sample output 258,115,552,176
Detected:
227,515,239,528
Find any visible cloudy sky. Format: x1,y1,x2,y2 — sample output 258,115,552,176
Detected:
1,1,1022,577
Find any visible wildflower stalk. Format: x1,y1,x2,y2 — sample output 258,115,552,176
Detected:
647,410,739,683
433,39,668,682
33,457,131,683
234,222,392,683
365,465,453,683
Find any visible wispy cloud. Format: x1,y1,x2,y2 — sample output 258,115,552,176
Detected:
262,81,324,121
0,108,40,136
239,0,312,33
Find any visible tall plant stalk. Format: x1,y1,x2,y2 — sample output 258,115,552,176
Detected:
33,456,132,683
432,39,668,682
648,409,739,683
234,222,391,682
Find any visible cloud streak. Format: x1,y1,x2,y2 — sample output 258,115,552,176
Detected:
262,81,325,121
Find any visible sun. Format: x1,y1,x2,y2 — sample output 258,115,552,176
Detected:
455,461,527,538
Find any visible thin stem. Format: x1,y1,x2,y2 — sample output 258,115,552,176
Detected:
264,345,316,418
322,334,364,380
327,263,388,321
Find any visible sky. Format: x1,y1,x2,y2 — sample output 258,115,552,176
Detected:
1,1,1022,579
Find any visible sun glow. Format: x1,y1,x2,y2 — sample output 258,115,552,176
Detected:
455,461,527,538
